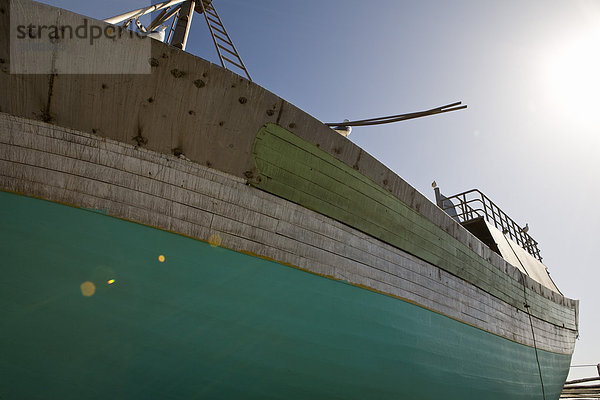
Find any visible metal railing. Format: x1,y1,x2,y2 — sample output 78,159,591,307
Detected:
440,189,542,261
561,370,600,399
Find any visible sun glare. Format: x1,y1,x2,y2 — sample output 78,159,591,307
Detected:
544,29,600,125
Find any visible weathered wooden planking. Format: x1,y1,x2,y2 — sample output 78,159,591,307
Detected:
0,113,576,354
0,112,572,346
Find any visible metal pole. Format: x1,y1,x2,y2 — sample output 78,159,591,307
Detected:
148,4,184,32
104,0,187,25
147,8,170,32
171,1,195,50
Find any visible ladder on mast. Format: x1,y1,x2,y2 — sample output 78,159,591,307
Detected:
198,1,251,81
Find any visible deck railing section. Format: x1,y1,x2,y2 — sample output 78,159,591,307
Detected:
440,189,542,261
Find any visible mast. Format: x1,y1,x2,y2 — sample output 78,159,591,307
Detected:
104,0,252,81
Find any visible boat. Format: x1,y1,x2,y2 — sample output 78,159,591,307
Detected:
0,1,578,399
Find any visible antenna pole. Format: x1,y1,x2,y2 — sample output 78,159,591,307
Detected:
326,102,467,127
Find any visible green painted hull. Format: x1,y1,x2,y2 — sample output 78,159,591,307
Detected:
1,191,570,399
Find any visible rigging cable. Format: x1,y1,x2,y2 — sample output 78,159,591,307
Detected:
502,232,546,400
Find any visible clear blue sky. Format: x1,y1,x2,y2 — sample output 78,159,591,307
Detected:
40,0,600,379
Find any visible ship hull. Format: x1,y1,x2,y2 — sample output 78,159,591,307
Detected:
1,190,571,399
0,1,578,397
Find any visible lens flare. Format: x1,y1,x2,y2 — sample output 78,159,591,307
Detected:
543,28,600,125
158,254,166,262
80,281,96,297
